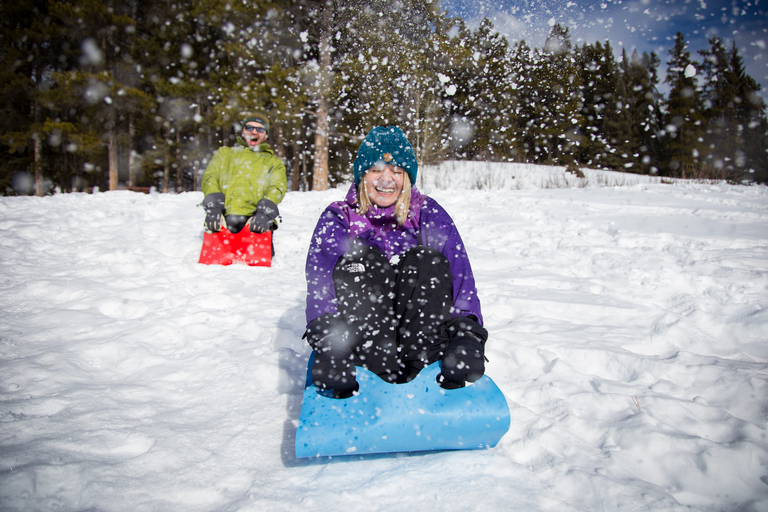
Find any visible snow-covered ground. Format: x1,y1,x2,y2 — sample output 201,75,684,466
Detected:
1,162,767,511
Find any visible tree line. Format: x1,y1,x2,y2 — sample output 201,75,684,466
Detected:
2,0,767,196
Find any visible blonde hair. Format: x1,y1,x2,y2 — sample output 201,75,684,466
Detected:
358,177,412,226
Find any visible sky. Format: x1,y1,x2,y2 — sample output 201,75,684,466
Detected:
441,0,768,100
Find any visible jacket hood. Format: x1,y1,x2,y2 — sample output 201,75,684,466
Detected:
236,137,273,155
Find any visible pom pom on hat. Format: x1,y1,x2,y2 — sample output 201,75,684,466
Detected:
241,109,270,133
353,126,418,186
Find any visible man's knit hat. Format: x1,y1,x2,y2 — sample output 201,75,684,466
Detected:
353,126,418,186
242,109,270,133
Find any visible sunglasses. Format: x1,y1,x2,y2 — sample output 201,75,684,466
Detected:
244,125,266,133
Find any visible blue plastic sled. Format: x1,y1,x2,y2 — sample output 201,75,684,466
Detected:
295,354,511,458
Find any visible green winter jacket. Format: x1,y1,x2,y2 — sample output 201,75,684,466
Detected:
201,138,287,216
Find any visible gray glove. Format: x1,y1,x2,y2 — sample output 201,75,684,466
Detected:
248,198,279,233
202,193,225,233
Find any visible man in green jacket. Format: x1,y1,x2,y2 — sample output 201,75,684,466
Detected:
201,110,287,235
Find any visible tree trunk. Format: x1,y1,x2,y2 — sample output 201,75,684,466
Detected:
274,124,285,161
292,139,301,192
163,138,170,193
194,134,201,192
194,99,202,191
128,114,137,188
175,131,182,192
108,128,118,191
312,94,329,190
311,5,331,191
34,133,43,196
32,101,44,196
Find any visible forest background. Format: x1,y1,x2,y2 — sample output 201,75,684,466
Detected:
2,0,767,196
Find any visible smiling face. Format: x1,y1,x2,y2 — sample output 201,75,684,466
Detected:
242,122,267,148
363,164,406,208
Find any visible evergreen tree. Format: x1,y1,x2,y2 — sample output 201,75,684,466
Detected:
39,0,147,191
699,37,768,181
508,39,539,163
529,24,582,166
576,41,633,171
446,18,517,161
729,48,768,183
699,36,741,179
332,0,450,183
0,0,75,194
410,14,458,168
662,32,705,177
599,47,633,171
3,2,766,195
262,0,332,191
622,49,663,174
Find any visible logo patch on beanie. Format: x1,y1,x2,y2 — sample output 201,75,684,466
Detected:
383,152,393,162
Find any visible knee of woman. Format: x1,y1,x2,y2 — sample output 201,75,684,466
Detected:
333,242,390,275
403,246,447,264
399,246,451,278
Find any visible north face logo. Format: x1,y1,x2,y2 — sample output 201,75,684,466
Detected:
343,263,365,273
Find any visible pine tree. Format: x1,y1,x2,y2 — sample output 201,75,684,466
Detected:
133,0,295,192
275,0,360,190
599,47,634,172
245,0,323,191
699,37,768,181
5,1,766,195
662,32,705,177
698,36,741,179
37,0,146,191
332,0,450,182
409,14,457,168
0,0,72,194
622,50,663,174
528,24,582,166
577,41,633,170
508,39,539,163
445,18,517,162
729,48,768,183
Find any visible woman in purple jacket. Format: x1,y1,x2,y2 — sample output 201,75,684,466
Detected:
304,126,487,398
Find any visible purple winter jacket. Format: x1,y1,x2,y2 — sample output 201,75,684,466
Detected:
305,184,483,326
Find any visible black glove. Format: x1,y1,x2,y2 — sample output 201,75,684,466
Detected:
437,316,488,389
304,314,358,399
202,192,225,233
249,198,279,233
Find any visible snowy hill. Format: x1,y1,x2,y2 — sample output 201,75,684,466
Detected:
419,160,664,191
1,163,767,511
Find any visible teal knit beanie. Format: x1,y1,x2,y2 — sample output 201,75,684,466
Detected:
353,126,418,186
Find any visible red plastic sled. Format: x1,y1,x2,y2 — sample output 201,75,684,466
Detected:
198,228,271,267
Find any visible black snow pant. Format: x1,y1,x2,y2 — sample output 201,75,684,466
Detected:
331,241,454,383
224,214,276,256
